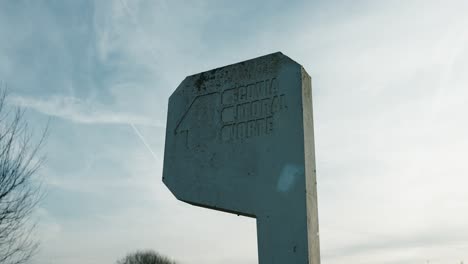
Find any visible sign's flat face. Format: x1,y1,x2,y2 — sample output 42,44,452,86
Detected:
163,52,320,264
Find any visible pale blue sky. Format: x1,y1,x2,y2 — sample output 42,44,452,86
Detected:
2,1,468,263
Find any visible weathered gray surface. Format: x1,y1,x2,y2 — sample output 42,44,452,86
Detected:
163,52,320,264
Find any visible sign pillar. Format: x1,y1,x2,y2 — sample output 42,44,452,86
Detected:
163,52,320,264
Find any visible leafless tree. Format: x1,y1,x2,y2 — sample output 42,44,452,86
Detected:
0,87,46,264
116,250,177,264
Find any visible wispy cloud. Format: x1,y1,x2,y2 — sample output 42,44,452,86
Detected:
8,95,164,127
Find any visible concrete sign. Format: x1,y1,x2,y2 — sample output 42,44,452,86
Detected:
163,52,320,264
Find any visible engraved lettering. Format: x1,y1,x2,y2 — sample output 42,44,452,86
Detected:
271,96,280,113
266,116,274,134
262,98,271,116
237,122,246,140
220,77,285,142
247,120,256,138
222,106,236,123
270,78,278,95
239,86,247,101
257,118,266,135
251,100,261,118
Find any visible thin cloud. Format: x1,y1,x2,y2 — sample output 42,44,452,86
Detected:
8,94,164,127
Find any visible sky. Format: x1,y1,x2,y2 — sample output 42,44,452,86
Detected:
1,0,468,263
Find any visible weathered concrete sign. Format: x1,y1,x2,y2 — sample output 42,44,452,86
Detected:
163,52,320,264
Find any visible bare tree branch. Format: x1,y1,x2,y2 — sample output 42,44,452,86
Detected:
116,250,177,264
0,86,46,264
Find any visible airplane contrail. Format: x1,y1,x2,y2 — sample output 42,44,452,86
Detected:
130,123,159,161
